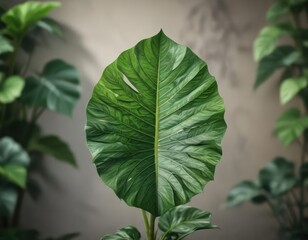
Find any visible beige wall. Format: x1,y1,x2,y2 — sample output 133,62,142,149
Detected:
20,0,299,239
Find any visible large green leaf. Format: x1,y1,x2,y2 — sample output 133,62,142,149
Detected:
102,226,141,240
0,35,14,54
254,46,300,89
275,108,308,145
158,205,217,240
267,2,290,22
0,76,24,104
21,59,80,116
86,31,226,216
29,135,77,167
0,183,18,216
280,77,307,104
254,24,293,61
2,1,61,36
0,137,30,187
259,157,297,196
37,18,63,37
225,181,264,208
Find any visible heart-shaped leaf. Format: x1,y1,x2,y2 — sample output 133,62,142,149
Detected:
2,1,61,36
259,157,297,196
225,181,264,208
86,31,226,216
280,77,307,104
254,24,293,61
29,135,77,167
275,108,308,145
0,137,30,188
0,75,24,104
158,205,217,240
255,46,300,89
21,59,80,116
102,226,141,240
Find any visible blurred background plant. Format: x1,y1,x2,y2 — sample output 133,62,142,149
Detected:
226,0,308,239
0,1,80,239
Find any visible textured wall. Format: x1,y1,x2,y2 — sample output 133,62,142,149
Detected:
20,0,299,239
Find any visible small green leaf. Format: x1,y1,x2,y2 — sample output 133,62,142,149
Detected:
225,181,263,208
280,77,308,104
0,183,18,216
2,1,61,36
102,226,141,240
29,135,77,167
0,75,24,104
0,164,27,188
0,35,13,54
158,205,217,240
259,157,297,196
267,2,290,22
255,46,300,89
37,18,63,37
254,24,293,61
0,137,30,187
21,59,80,116
275,108,308,145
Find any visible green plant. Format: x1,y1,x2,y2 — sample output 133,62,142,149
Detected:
85,30,227,240
0,1,80,239
226,0,308,239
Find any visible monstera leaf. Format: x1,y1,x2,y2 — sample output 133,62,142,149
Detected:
86,31,226,216
21,59,80,116
0,137,30,188
102,226,141,240
259,157,297,196
2,1,61,36
158,205,217,240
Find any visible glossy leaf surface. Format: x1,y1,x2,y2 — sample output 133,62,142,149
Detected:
275,108,308,145
158,205,216,240
280,77,307,104
0,76,24,104
102,226,141,240
29,135,77,167
86,31,226,216
22,59,80,116
2,1,61,36
225,181,263,208
0,137,30,187
255,46,300,88
259,157,297,196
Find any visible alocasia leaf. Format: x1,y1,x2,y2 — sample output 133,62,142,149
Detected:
21,59,80,116
2,1,61,36
102,226,141,240
86,31,226,216
158,205,217,240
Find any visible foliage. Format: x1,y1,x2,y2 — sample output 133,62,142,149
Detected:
85,31,226,240
0,0,80,238
226,0,308,239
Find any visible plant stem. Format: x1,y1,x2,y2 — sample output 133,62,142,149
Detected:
266,199,286,229
142,210,150,239
8,33,24,75
149,214,156,240
299,136,306,230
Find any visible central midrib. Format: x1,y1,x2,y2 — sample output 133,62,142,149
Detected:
154,33,162,216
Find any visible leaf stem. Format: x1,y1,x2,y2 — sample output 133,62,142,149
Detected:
142,210,150,239
149,214,156,240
